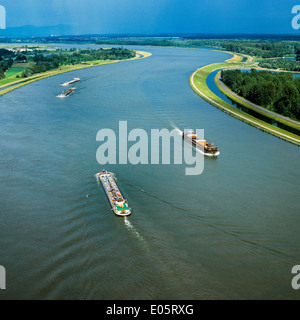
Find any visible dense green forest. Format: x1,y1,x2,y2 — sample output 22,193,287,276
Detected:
21,47,135,78
217,40,295,58
0,49,14,79
259,59,300,72
221,69,300,120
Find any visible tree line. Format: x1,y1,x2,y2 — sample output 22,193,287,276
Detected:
259,59,300,72
221,69,300,121
0,58,13,79
0,48,28,79
95,39,299,58
220,40,295,58
21,48,135,78
0,49,18,79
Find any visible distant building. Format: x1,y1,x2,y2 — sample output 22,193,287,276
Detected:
7,47,33,53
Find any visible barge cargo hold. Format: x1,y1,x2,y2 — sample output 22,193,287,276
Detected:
61,77,81,86
96,170,131,217
183,130,220,156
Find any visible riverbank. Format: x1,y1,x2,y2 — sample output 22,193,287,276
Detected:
189,58,300,145
2,44,300,300
215,71,300,130
189,53,300,145
0,50,152,97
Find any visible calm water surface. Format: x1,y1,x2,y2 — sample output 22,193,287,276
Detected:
0,46,299,300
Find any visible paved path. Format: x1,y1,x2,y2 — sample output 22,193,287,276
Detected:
190,67,300,145
217,73,300,127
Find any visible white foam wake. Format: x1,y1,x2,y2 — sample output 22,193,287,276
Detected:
124,217,149,252
170,123,183,136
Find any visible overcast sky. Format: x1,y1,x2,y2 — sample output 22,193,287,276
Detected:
0,0,298,34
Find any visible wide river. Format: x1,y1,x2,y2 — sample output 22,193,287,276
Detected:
0,45,299,300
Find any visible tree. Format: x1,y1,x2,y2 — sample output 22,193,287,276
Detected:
15,54,27,62
264,81,276,106
222,69,300,120
296,47,300,61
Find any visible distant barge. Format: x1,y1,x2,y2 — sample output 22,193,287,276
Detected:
97,170,131,217
61,77,80,86
183,130,220,156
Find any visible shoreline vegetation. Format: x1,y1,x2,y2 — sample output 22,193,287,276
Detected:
1,39,300,144
0,49,152,96
90,38,300,143
189,54,300,145
215,72,300,130
220,69,300,123
93,39,298,58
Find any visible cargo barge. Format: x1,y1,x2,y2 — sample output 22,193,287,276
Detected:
96,170,131,217
61,77,80,86
57,87,75,98
183,130,220,156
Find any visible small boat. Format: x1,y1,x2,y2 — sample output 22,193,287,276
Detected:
96,170,131,217
183,130,220,156
61,77,80,86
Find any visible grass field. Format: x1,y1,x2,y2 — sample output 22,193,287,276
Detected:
5,63,28,78
0,63,29,86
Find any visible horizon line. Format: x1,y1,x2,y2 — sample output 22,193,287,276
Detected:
1,32,300,39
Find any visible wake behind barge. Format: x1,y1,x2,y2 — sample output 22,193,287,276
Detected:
183,130,220,156
96,170,131,217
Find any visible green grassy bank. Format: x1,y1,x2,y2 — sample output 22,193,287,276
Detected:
189,54,300,146
214,71,300,134
0,50,152,97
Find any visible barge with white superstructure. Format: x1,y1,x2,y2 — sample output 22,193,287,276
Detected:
96,170,131,217
61,77,80,86
183,130,220,156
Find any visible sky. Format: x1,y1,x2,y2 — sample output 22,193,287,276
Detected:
0,0,299,35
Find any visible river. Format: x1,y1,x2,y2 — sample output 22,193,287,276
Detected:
0,45,299,300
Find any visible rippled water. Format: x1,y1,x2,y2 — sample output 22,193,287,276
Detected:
0,46,299,300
